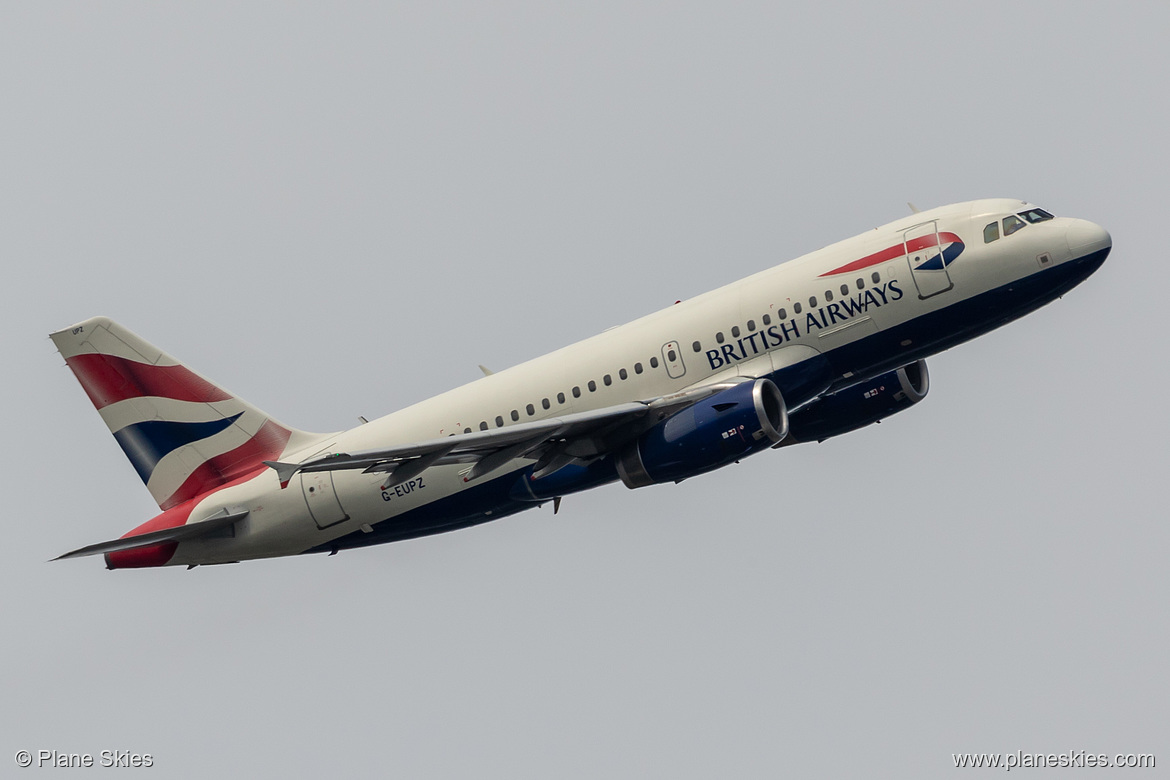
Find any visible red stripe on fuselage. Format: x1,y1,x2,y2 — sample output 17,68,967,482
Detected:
819,232,962,277
65,353,231,410
107,448,289,569
104,501,197,569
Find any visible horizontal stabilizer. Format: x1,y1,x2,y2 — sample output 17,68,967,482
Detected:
54,507,249,561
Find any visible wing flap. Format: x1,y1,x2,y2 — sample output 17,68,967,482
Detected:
264,402,651,483
262,383,747,488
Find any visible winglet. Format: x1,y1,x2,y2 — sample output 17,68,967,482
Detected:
263,461,301,488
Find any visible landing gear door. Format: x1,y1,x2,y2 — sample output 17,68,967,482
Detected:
904,221,954,299
300,472,349,529
661,341,686,379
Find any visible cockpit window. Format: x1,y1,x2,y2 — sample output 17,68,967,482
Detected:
1003,215,1026,236
1018,208,1055,224
984,221,1000,243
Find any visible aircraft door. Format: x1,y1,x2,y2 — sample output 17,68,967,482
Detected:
904,221,954,299
300,471,350,529
661,341,686,379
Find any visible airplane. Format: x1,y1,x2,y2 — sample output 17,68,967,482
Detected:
51,198,1111,569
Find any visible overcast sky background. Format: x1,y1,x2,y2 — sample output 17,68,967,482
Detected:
2,2,1166,777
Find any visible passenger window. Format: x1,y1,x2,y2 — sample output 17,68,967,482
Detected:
479,421,488,431
667,349,677,362
464,427,472,434
542,398,551,410
619,368,628,380
511,410,519,422
603,374,612,386
825,290,833,302
871,272,880,283
716,332,725,344
984,221,1000,243
731,326,740,338
634,363,643,374
557,392,566,404
650,357,659,368
692,341,701,352
588,380,596,392
747,320,755,331
526,404,535,416
1003,215,1026,236
856,278,864,290
762,314,771,326
572,386,581,398
778,308,787,319
794,302,802,314
809,296,817,307
840,284,848,296
495,416,504,427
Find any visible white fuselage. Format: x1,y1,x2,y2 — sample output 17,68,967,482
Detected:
152,198,1108,565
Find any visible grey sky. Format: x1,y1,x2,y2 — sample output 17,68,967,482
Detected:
2,2,1166,777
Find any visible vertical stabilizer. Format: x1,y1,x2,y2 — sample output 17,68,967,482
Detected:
51,317,327,510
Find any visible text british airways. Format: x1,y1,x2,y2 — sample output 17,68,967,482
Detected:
706,280,904,370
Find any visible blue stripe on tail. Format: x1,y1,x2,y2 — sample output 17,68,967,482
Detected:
112,413,243,484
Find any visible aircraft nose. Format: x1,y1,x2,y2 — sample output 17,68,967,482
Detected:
1065,219,1112,258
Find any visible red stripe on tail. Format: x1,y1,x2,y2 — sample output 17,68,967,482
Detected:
65,353,232,410
160,420,293,510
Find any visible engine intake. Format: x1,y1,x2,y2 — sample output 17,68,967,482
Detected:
616,378,787,488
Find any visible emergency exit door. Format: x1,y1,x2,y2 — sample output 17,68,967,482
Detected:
904,221,954,299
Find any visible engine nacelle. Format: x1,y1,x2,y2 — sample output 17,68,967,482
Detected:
784,359,929,443
616,378,788,488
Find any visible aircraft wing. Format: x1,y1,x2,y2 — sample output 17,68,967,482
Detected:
53,507,249,561
264,383,736,489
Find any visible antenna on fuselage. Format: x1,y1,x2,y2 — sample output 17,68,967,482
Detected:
907,202,921,214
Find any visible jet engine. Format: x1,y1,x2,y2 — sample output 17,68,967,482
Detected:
616,378,788,488
783,359,929,443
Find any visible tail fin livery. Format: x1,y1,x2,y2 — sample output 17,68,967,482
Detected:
51,317,325,510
